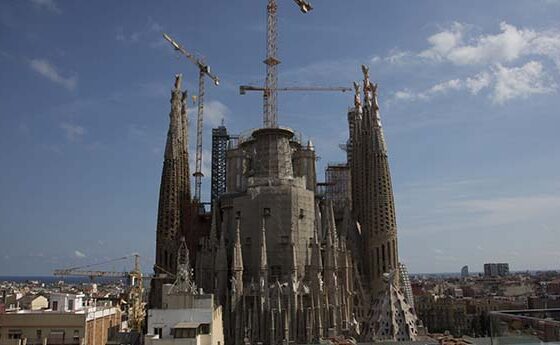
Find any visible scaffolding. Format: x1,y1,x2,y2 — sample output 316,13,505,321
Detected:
211,125,229,204
325,163,351,214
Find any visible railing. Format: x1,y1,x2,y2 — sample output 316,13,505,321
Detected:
489,308,560,345
2,339,80,345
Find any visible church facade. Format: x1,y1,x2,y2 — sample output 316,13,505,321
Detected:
151,66,417,343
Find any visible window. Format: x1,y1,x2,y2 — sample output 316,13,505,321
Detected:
154,328,163,338
52,301,58,311
280,235,290,245
245,237,252,245
199,324,210,335
271,265,282,278
263,208,271,216
174,328,196,338
68,299,74,310
8,330,22,339
73,330,79,340
36,330,42,339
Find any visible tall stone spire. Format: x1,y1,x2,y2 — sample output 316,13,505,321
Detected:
259,216,269,279
215,223,228,306
232,217,244,295
150,74,192,308
229,216,244,345
350,65,399,296
310,204,323,273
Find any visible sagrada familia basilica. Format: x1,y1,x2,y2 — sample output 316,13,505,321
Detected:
149,65,418,344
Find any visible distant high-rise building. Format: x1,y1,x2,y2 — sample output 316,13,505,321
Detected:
461,265,469,278
211,125,229,204
484,263,509,277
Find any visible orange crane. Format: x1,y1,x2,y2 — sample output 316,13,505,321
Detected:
162,33,220,204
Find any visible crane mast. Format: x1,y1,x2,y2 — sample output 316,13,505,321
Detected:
193,68,205,203
263,0,313,128
162,33,219,204
264,0,279,128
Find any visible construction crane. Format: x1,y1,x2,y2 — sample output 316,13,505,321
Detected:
262,0,313,128
53,255,145,333
240,85,351,95
163,33,220,204
53,255,131,281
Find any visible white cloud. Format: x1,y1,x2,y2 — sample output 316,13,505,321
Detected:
420,22,560,69
529,31,560,70
30,59,76,90
419,22,465,61
428,78,463,94
371,49,415,65
393,78,469,102
493,61,556,104
384,49,412,64
204,100,229,127
392,62,555,104
60,122,85,141
465,71,492,94
393,90,416,101
74,250,86,258
456,195,560,227
30,0,60,13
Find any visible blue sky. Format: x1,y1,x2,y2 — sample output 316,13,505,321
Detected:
1,0,559,275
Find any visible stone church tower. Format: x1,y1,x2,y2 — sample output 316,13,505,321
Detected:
194,126,356,344
149,75,193,308
349,65,399,297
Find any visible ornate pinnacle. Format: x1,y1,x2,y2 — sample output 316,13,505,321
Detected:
361,64,371,103
260,216,268,272
353,81,361,108
174,74,182,90
232,217,244,272
172,236,197,294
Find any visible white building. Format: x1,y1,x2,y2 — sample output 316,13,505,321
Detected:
49,292,85,312
145,284,224,345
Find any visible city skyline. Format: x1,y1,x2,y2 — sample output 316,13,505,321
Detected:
1,0,560,275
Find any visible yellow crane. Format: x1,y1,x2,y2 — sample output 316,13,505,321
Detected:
53,255,145,333
162,33,219,204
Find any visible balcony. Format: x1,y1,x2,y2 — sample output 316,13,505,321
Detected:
489,308,560,345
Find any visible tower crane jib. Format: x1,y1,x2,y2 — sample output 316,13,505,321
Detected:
162,33,219,204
